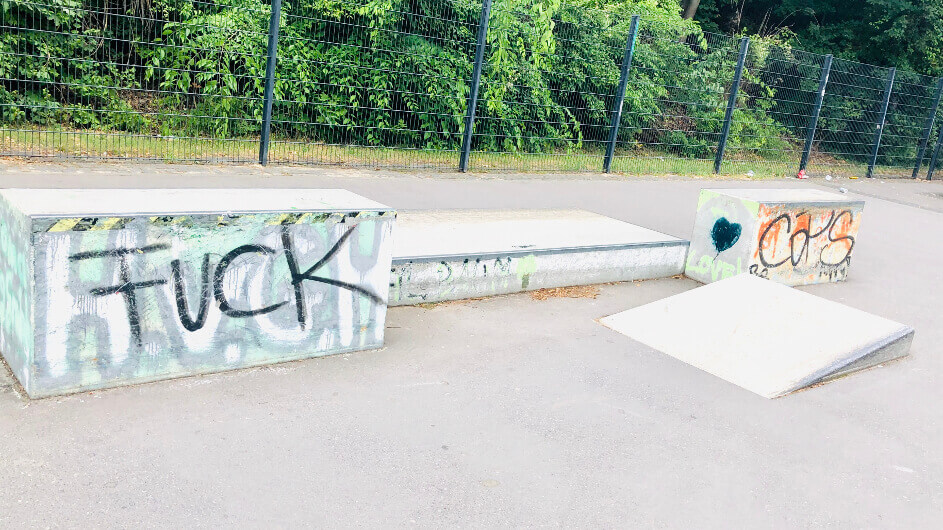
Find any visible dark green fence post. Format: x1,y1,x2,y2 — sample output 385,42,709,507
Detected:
866,67,896,178
912,77,943,179
799,54,832,173
603,15,640,174
714,37,749,174
459,0,493,173
258,0,282,166
928,124,943,180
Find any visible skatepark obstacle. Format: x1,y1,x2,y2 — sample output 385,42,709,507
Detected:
685,189,864,286
601,274,913,398
0,189,394,398
389,210,689,306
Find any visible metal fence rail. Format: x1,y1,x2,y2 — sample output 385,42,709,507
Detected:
3,0,943,179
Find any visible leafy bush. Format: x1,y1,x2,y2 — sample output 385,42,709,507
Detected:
0,0,927,168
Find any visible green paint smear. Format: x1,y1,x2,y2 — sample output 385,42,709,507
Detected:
697,190,720,211
698,190,760,218
358,221,376,255
77,232,110,283
517,254,538,289
359,297,371,327
0,216,32,363
742,199,760,217
710,206,729,218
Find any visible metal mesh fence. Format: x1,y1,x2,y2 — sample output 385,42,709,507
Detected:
879,70,941,178
723,44,826,175
610,21,739,175
467,6,623,172
2,1,943,178
0,0,267,162
809,59,895,178
267,0,479,168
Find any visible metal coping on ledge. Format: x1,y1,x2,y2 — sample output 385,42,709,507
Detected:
28,208,395,219
741,200,867,208
392,240,690,264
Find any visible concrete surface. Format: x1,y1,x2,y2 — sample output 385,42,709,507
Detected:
0,162,942,527
392,209,684,259
685,188,864,285
601,274,913,398
0,187,394,397
390,210,687,305
0,188,387,215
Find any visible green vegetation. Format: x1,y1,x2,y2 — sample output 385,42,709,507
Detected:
687,0,943,77
0,0,940,174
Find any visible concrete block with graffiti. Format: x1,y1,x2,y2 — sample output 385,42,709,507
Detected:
685,189,864,286
0,189,394,398
389,210,689,305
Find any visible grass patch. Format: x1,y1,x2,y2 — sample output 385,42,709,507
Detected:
0,127,924,179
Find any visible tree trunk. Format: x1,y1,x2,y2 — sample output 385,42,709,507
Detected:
683,0,701,20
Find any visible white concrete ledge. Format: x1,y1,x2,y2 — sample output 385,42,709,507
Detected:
389,210,689,305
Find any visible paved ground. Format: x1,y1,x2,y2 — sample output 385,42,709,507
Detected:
1,162,942,527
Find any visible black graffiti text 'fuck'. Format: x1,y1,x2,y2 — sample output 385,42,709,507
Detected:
70,225,382,348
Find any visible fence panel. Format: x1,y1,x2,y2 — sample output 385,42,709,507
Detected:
607,23,740,175
868,70,936,178
720,45,827,177
804,59,894,178
0,0,269,162
463,5,626,172
266,0,480,168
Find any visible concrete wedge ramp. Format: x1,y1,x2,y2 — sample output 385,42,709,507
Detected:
389,210,688,306
600,274,913,398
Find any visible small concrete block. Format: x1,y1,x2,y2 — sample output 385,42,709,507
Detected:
0,189,394,398
600,274,912,398
389,210,688,305
685,189,864,285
